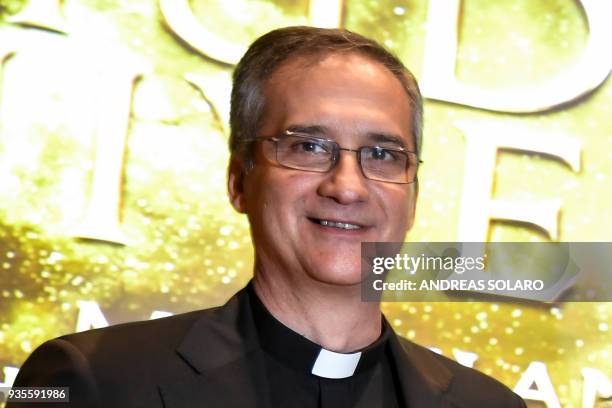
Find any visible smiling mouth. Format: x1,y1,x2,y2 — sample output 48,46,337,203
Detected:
309,218,363,230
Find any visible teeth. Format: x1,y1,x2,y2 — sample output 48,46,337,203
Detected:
318,219,361,230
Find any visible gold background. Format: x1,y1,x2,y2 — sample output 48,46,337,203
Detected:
0,0,610,407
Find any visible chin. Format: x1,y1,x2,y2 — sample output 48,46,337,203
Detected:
308,261,364,287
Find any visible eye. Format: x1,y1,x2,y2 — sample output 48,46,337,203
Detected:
369,147,397,161
292,140,328,154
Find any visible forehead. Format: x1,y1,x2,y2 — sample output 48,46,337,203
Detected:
261,52,414,149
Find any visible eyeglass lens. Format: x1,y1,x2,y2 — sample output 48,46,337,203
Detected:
264,134,417,183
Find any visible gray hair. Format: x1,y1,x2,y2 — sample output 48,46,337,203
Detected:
229,26,423,167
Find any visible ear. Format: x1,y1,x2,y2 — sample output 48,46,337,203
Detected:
228,156,248,214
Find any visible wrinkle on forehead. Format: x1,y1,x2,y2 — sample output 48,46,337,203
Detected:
316,52,386,79
268,51,391,86
260,51,413,148
264,52,410,115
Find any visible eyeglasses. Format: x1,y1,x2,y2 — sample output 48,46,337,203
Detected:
252,131,421,184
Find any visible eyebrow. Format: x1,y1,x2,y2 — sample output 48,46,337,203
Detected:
285,125,330,135
366,132,407,149
285,125,408,149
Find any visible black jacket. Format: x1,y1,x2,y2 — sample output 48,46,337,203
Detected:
9,286,526,407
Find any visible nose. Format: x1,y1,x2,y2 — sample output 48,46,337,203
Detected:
317,150,369,205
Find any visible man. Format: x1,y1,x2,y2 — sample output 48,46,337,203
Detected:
9,26,526,407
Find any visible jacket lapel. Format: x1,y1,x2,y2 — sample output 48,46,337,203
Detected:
158,288,271,408
387,330,454,407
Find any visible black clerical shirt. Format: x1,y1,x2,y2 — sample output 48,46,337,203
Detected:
249,285,402,408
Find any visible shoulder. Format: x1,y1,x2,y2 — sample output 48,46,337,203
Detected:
10,291,250,407
396,336,526,408
12,305,224,384
15,288,248,380
56,307,215,357
10,304,233,407
50,301,238,372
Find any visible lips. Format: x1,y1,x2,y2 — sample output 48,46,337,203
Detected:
308,217,367,230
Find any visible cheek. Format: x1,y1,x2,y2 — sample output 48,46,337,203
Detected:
378,187,416,230
245,171,312,222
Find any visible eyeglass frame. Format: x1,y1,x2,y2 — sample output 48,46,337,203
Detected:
246,130,423,184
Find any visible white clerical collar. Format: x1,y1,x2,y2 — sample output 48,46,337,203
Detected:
249,283,389,379
311,348,362,379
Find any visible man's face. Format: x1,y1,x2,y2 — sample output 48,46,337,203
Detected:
229,52,418,287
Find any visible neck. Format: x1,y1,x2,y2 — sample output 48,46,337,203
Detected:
252,264,382,353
